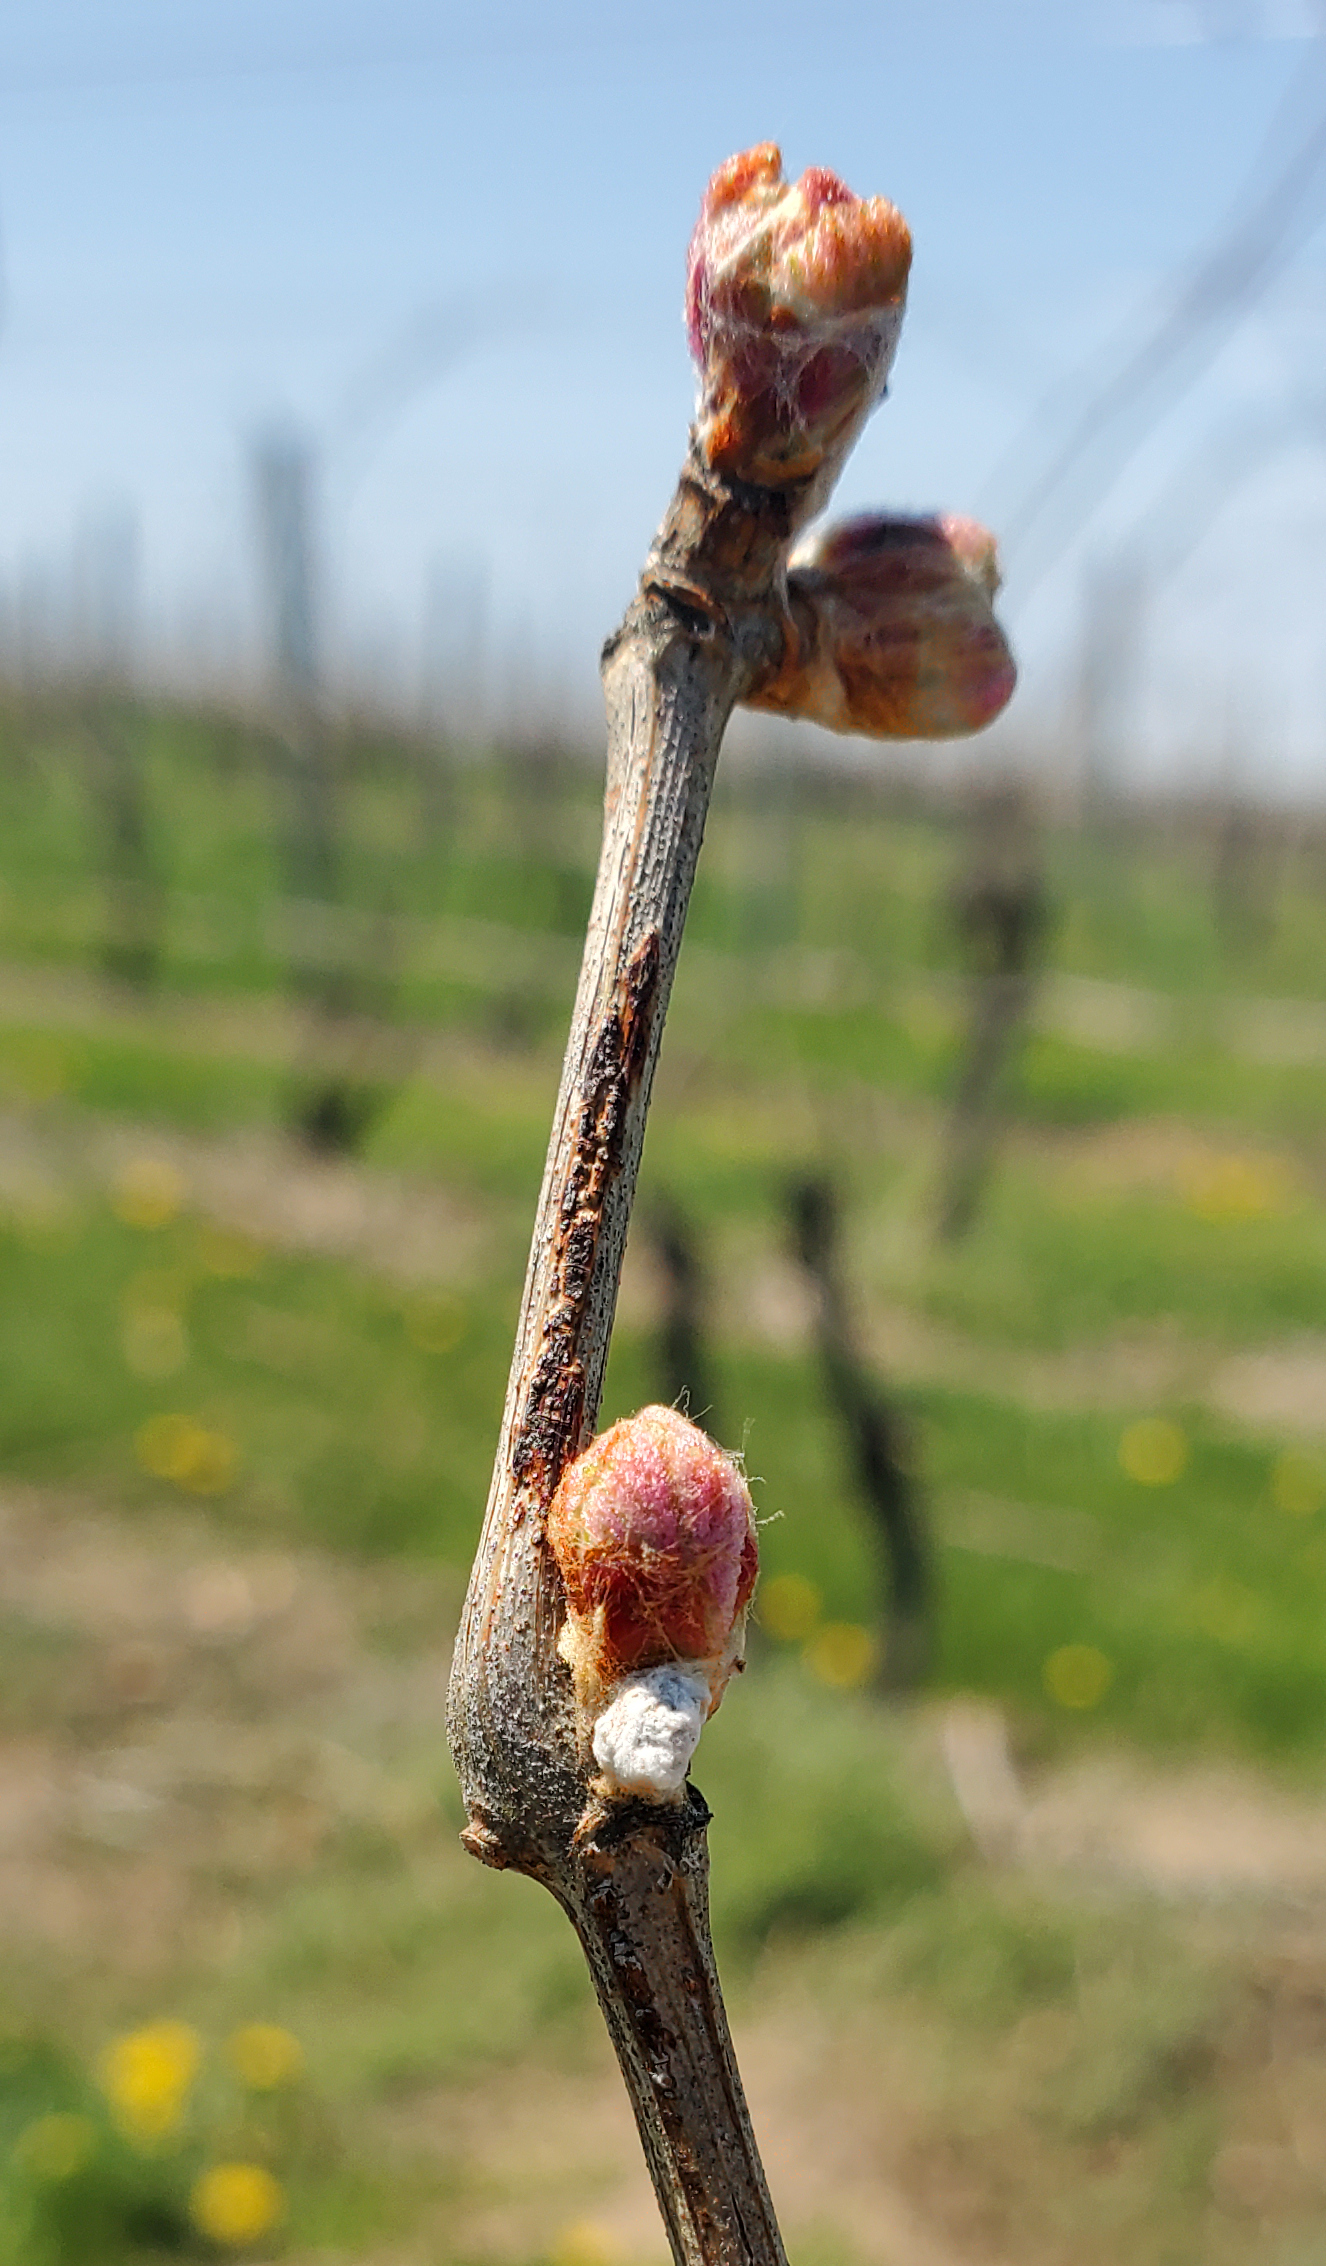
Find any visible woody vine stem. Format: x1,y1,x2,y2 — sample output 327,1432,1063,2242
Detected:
447,146,1014,2266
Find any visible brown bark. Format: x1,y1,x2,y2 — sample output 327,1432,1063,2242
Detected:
448,446,800,2266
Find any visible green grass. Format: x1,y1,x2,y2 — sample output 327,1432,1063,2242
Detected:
2,1174,1322,1763
0,1195,511,1565
906,1165,1326,1349
1016,1025,1326,1136
4,695,1326,2259
0,1654,1256,2265
708,1351,1326,1763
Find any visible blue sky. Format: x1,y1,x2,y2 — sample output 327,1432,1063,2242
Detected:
2,2,1325,786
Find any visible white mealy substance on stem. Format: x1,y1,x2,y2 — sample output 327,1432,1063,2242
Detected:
591,1665,712,1800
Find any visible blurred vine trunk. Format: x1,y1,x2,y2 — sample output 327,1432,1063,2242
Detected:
253,429,398,1155
788,1173,932,1690
72,508,162,991
938,784,1049,1242
648,1194,718,1430
82,693,163,990
1210,790,1285,956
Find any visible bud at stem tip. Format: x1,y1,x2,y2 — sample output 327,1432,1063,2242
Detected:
686,142,912,507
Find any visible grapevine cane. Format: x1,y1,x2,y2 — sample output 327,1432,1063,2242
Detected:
448,144,1014,2266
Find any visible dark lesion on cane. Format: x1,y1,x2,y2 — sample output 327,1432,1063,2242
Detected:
509,928,663,1516
511,1352,587,1498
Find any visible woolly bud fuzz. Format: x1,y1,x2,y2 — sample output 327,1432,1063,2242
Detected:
590,1665,712,1801
686,143,912,511
547,1405,759,1794
746,512,1016,740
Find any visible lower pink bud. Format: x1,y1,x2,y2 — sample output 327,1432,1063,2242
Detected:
547,1405,759,1710
746,512,1016,739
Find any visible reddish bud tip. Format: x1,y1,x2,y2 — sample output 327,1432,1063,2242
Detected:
685,143,912,510
746,511,1016,740
547,1405,759,1717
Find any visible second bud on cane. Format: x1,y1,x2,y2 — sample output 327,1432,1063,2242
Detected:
748,511,1016,739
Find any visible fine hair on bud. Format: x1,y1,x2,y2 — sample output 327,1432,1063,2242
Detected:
686,142,912,511
547,1404,760,1761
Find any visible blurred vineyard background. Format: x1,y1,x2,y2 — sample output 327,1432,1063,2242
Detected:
3,660,1326,2263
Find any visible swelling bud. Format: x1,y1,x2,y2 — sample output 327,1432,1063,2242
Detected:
686,143,912,513
747,511,1016,739
547,1404,759,1800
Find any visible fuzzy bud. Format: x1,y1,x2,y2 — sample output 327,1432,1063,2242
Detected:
547,1404,759,1798
686,143,912,511
746,511,1016,739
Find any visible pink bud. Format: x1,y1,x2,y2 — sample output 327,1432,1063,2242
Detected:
686,143,912,505
547,1405,759,1716
746,512,1016,739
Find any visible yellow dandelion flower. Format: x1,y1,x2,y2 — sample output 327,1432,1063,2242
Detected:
136,1412,200,1479
1119,1417,1188,1487
804,1621,878,1689
15,2112,98,2182
757,1572,822,1642
1180,1152,1293,1223
549,2220,622,2266
190,2162,285,2247
225,2023,304,2092
1043,1643,1113,1711
113,1158,186,1231
97,2020,201,2144
176,1428,238,1495
134,1415,237,1495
